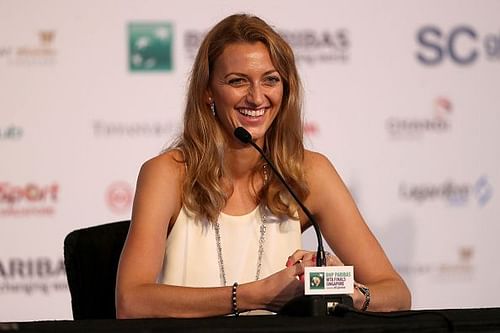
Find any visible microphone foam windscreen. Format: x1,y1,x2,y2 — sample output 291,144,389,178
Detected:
234,127,253,144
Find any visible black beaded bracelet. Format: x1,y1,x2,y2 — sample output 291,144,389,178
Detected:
232,282,239,316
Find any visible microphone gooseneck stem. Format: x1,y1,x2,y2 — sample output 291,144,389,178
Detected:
246,138,326,267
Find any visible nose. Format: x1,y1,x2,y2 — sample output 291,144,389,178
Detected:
246,84,265,107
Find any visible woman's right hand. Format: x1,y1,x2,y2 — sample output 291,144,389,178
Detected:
255,262,305,312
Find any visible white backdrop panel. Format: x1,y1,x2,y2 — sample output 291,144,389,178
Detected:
0,0,499,320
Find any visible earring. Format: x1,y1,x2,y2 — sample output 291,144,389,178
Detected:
263,164,269,185
210,101,216,116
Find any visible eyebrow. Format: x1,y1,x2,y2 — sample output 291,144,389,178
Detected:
223,70,280,79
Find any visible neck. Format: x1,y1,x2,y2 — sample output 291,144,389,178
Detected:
224,143,261,181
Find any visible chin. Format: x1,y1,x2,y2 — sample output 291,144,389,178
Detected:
246,128,268,144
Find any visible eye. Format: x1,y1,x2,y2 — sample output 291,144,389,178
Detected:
227,77,248,87
263,75,281,86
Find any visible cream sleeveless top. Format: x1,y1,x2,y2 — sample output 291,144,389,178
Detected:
160,205,301,287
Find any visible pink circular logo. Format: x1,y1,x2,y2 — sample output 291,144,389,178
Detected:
106,181,133,214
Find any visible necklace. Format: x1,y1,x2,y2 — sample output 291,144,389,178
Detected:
214,208,267,286
214,164,269,286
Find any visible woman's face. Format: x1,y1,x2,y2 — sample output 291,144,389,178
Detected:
208,41,283,146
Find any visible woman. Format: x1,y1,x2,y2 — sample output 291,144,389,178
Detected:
116,13,411,318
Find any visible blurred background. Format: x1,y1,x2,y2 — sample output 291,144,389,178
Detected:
1,0,498,321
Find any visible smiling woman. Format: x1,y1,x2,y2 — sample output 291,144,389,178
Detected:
115,13,411,319
208,42,284,145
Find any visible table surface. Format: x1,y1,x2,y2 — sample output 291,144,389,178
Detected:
2,307,500,333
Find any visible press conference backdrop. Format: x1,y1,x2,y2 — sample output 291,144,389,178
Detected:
1,0,499,321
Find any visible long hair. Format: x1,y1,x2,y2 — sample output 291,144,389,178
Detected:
171,14,309,222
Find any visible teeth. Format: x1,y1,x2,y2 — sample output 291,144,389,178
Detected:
238,109,266,117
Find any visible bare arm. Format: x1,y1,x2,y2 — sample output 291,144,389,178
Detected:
300,151,411,311
115,151,304,318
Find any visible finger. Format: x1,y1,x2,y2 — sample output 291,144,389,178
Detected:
286,249,313,267
302,252,315,264
301,256,317,267
293,262,305,283
287,249,308,264
291,261,304,277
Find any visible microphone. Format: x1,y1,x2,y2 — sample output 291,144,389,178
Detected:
234,127,326,267
234,127,353,316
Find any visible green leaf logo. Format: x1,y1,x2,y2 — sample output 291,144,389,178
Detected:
128,22,173,72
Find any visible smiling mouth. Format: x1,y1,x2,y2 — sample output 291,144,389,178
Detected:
237,108,268,118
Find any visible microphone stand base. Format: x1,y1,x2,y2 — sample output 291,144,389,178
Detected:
279,294,353,316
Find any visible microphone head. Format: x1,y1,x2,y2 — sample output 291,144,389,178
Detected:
234,127,253,144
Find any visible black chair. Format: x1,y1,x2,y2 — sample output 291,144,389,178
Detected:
63,220,130,319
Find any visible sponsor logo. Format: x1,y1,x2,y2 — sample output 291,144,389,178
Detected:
0,257,68,295
184,30,204,61
0,182,59,216
92,120,176,137
474,176,494,206
386,96,452,139
399,175,493,207
106,181,134,214
183,28,350,65
309,272,325,289
128,22,173,72
305,266,354,295
279,29,350,65
416,25,500,65
38,31,55,46
0,30,57,66
397,246,475,280
0,125,23,140
304,121,320,136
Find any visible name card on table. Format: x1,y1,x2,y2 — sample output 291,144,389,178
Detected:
304,266,354,295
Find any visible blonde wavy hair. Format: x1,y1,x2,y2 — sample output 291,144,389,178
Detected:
171,14,309,222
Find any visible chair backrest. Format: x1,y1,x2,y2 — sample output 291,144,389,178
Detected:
63,220,130,320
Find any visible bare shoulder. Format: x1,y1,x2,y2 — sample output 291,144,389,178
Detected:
140,149,185,180
133,149,185,227
303,149,346,203
303,150,336,176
